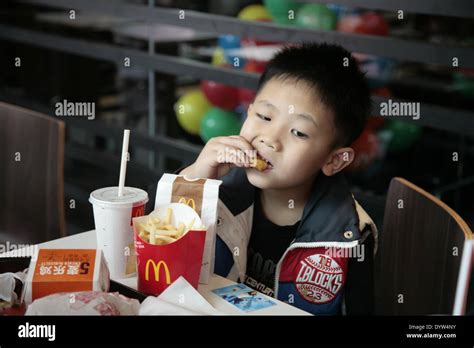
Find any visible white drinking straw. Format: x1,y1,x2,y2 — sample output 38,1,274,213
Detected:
118,129,130,197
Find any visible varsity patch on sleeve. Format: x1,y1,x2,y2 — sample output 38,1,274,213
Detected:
279,248,348,305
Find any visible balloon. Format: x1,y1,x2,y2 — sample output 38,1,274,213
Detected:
366,116,385,130
237,61,267,108
200,108,241,142
238,4,272,21
218,34,241,50
217,34,245,68
264,0,301,24
384,121,422,152
200,80,240,110
225,54,246,69
326,4,360,19
244,59,268,73
453,72,474,98
358,12,389,36
337,12,389,36
336,15,360,33
234,104,248,125
361,56,395,88
347,127,380,172
295,4,337,31
174,90,211,135
211,47,227,66
241,37,277,47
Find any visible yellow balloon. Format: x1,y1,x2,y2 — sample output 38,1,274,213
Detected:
211,47,226,66
238,4,272,21
174,90,211,135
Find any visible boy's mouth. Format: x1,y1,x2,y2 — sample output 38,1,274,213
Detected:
255,151,273,171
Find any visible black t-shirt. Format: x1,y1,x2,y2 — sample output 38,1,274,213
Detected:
244,190,299,297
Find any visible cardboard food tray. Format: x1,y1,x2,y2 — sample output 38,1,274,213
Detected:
0,257,149,316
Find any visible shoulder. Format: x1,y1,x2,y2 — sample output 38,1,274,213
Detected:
298,173,377,245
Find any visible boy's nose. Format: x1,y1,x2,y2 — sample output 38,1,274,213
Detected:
259,138,281,152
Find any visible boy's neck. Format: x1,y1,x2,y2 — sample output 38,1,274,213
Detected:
259,175,317,226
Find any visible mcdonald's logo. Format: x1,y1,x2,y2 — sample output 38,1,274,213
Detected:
132,205,145,218
130,205,145,226
145,259,171,284
178,197,196,210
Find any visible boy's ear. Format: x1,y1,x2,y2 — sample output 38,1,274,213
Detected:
321,147,355,176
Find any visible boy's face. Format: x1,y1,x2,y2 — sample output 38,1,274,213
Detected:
240,78,338,190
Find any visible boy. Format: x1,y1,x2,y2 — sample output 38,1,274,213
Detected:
180,43,377,315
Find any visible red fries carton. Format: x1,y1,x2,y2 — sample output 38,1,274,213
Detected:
154,174,222,284
22,249,110,305
133,203,206,296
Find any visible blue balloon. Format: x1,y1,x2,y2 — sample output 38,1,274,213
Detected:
218,34,246,69
326,4,360,19
234,104,248,125
361,57,396,89
218,34,241,49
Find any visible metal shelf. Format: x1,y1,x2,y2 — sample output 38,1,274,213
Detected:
16,0,474,68
298,0,474,19
1,25,473,137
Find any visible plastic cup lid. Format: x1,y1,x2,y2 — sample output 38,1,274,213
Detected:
89,187,149,208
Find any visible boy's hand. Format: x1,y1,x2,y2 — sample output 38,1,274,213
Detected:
180,135,256,179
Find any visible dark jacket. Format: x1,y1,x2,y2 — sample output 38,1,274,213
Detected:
213,168,378,315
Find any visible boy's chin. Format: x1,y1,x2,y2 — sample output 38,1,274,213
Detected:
245,168,281,189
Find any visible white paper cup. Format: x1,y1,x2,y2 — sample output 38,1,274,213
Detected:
89,186,148,279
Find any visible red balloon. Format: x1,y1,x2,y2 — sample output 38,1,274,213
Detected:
237,61,268,108
366,116,385,130
241,37,278,47
347,128,380,172
358,12,389,36
238,88,256,108
244,60,267,73
338,12,389,36
337,15,360,33
371,86,392,98
200,80,240,110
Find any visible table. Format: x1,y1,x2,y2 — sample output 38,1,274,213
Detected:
0,231,309,316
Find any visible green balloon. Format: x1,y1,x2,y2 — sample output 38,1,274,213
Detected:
385,121,422,152
295,4,337,30
264,0,301,24
175,90,211,135
200,108,241,142
453,72,474,98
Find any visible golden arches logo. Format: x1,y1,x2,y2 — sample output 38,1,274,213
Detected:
178,197,195,210
145,259,171,284
132,206,144,218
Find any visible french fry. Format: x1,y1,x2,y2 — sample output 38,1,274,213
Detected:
165,208,172,225
149,231,156,244
155,229,180,237
136,207,206,245
155,235,176,244
175,223,185,238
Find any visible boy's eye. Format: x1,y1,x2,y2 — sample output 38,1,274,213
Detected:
256,113,271,121
291,129,308,139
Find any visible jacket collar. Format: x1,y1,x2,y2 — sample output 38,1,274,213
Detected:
296,172,362,243
219,168,367,244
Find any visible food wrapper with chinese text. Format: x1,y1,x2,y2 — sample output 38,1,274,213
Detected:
155,174,221,284
133,203,206,296
22,249,110,305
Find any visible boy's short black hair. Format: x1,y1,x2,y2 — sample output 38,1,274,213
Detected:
256,42,371,147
